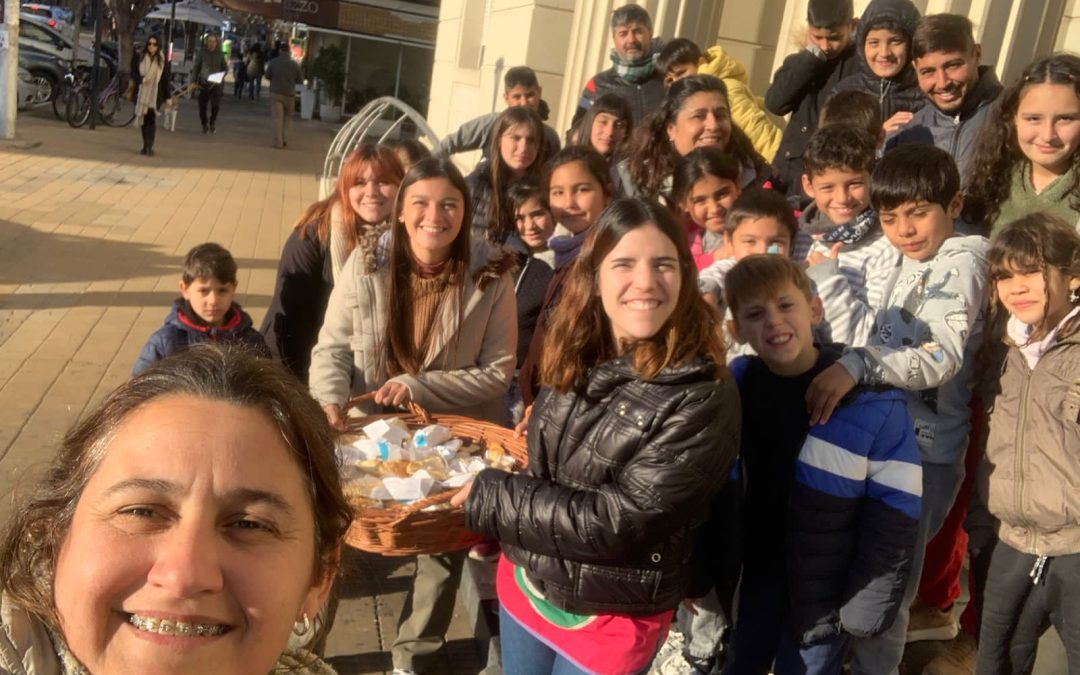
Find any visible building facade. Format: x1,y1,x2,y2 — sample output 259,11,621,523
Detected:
425,0,1080,144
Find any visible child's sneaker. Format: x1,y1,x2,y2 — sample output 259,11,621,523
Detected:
921,633,976,675
906,599,959,643
467,539,501,562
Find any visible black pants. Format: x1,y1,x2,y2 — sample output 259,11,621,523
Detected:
141,109,156,150
198,84,222,127
976,541,1080,674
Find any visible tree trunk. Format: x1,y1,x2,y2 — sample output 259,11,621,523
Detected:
104,0,156,77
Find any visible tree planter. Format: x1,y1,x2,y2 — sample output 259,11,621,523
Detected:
300,86,316,120
319,103,341,123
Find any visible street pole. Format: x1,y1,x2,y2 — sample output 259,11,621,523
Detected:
0,0,19,139
89,0,102,129
166,0,176,63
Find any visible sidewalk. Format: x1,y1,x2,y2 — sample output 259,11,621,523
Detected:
0,94,483,675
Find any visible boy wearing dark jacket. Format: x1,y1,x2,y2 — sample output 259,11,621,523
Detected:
718,255,921,674
828,0,926,136
766,0,860,204
133,243,268,375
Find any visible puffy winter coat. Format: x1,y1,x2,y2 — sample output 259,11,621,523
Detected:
766,43,859,201
132,300,269,375
698,45,782,163
828,0,926,123
980,332,1080,557
731,355,922,643
465,355,741,615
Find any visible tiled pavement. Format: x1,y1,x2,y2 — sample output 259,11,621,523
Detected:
0,96,482,675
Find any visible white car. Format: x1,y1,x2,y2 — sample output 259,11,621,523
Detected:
20,3,71,34
17,67,39,110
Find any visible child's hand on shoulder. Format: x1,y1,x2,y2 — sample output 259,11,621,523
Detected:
806,363,855,425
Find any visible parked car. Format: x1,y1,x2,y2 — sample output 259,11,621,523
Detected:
18,46,68,102
17,66,39,110
18,13,116,74
20,3,72,34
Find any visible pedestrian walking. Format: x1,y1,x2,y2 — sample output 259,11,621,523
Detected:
193,34,227,133
246,43,265,100
130,35,171,156
265,49,302,148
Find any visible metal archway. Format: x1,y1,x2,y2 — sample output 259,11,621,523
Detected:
320,97,441,198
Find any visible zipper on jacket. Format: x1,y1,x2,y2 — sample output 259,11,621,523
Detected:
1014,360,1031,544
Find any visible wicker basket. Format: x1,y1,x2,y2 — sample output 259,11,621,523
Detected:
340,393,527,556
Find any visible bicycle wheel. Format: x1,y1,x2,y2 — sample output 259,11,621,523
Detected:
66,87,91,128
101,91,136,127
52,80,69,120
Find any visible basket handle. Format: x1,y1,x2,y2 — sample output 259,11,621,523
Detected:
344,392,432,424
389,488,462,525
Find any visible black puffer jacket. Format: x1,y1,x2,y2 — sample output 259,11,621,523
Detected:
465,354,740,615
828,0,926,122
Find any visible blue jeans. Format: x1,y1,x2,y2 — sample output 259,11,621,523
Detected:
499,607,651,675
722,571,848,675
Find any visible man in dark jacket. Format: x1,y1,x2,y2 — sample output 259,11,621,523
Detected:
887,14,1002,184
570,4,665,130
766,0,860,204
192,34,227,133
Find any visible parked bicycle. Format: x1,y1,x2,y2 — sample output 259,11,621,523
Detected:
66,71,136,129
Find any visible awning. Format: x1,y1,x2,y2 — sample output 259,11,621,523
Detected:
146,0,227,26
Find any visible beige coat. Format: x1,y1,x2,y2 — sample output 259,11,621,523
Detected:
309,240,517,423
980,332,1080,556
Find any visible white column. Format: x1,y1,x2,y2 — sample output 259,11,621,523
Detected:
0,0,18,139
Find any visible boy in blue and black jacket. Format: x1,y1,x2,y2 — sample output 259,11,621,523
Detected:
715,254,921,674
133,243,269,375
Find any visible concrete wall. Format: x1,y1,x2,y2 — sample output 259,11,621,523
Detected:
429,0,1078,143
427,0,575,144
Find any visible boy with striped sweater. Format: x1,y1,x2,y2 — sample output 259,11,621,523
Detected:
717,255,921,673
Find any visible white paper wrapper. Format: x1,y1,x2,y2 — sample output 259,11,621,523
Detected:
337,438,381,464
363,418,411,446
381,470,436,501
413,424,452,449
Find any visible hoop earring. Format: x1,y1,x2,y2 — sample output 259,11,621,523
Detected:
292,613,311,637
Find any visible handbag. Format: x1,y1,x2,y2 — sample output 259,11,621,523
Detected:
123,81,137,102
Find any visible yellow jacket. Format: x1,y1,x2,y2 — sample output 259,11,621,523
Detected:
698,45,782,163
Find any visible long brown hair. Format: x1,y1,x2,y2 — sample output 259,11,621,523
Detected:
622,75,767,200
540,198,726,393
480,106,549,242
384,157,472,376
294,145,405,257
964,53,1080,226
0,346,352,631
988,213,1080,344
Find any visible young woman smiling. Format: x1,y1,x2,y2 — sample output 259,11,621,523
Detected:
466,106,550,244
309,157,517,675
454,198,740,675
262,144,405,383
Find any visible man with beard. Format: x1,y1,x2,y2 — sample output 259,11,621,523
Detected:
570,5,666,129
887,14,1003,184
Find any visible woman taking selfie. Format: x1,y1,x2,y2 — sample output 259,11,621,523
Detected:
0,346,352,674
